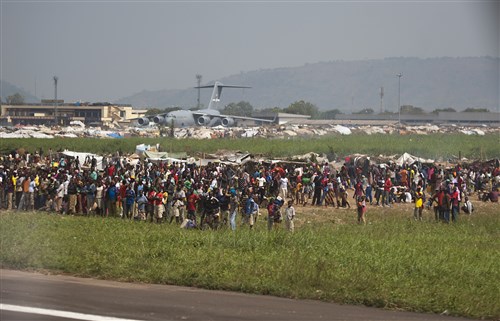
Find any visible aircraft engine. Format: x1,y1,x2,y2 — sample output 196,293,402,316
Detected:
153,115,166,124
137,117,150,126
197,115,211,126
221,117,235,127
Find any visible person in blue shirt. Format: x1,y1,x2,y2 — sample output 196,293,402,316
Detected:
123,184,135,219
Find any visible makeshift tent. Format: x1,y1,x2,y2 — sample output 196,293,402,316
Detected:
61,150,104,170
135,143,157,155
396,152,434,166
142,151,190,164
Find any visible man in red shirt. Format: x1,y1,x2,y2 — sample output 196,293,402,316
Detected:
383,175,392,207
186,191,200,223
147,188,156,222
450,185,460,222
154,187,165,223
119,180,127,218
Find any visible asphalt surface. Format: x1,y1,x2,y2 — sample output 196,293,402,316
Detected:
0,269,472,321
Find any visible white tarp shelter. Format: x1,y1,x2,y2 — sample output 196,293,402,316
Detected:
333,125,352,135
396,152,434,166
61,150,104,170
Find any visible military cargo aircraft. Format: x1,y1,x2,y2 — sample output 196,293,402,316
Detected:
136,81,274,127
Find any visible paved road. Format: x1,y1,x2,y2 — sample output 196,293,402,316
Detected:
0,269,471,321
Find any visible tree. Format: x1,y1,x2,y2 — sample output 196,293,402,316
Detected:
319,109,343,119
145,108,162,116
463,108,490,112
145,106,181,116
260,107,284,114
284,100,319,118
353,108,374,114
432,108,457,114
400,105,424,114
6,93,24,105
221,101,253,117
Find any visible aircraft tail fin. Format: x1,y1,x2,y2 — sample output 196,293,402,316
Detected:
195,81,251,110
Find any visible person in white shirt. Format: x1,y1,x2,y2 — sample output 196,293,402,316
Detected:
279,176,288,200
257,175,266,204
461,196,474,214
284,200,295,232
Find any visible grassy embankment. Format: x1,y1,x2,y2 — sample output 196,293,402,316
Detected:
1,133,499,160
1,203,499,320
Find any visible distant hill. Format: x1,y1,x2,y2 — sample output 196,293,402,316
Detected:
119,57,500,113
0,80,39,103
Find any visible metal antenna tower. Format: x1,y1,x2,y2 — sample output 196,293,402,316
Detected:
53,76,58,125
397,73,403,127
196,74,202,108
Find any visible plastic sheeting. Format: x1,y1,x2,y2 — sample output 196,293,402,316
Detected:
396,152,434,166
61,150,103,170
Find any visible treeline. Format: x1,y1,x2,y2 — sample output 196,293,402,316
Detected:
144,101,492,120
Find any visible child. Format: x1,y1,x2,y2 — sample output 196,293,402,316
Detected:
357,195,367,224
461,196,474,214
340,187,351,208
284,200,296,232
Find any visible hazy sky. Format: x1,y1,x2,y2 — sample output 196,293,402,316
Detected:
1,0,498,103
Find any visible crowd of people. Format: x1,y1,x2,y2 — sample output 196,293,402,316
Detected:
0,149,498,230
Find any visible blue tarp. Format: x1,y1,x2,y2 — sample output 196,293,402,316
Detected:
107,133,123,139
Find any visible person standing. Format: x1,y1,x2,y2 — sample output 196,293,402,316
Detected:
6,177,14,210
244,194,257,229
255,174,266,204
146,188,156,222
135,191,148,220
414,187,424,221
279,175,288,200
67,178,78,215
383,175,392,207
442,188,451,223
123,184,136,219
284,200,296,232
450,185,460,223
356,195,367,225
312,173,323,206
186,190,200,224
94,181,104,216
27,176,36,211
106,182,118,217
228,188,239,231
154,187,165,223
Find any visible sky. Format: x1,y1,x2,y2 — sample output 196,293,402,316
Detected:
1,0,499,103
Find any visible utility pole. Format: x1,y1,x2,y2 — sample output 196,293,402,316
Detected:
397,73,402,127
196,74,202,109
53,76,58,125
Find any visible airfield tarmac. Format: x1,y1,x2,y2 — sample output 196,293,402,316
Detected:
0,269,472,321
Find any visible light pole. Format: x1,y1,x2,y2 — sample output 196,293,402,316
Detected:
397,72,402,127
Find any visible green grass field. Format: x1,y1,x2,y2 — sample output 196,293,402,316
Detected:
1,133,499,159
1,133,499,319
1,202,499,319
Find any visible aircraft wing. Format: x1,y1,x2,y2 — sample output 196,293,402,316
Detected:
133,113,173,126
219,114,275,123
191,110,275,127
